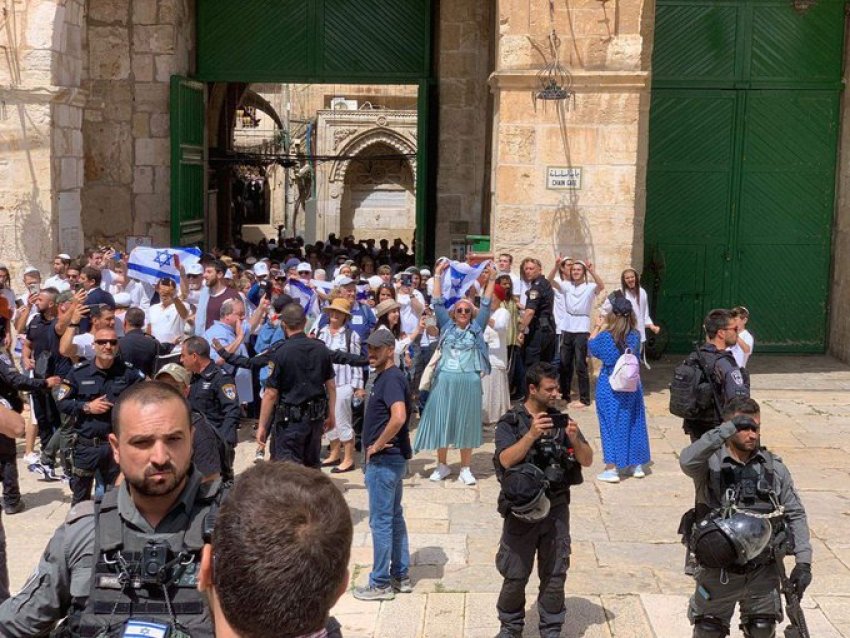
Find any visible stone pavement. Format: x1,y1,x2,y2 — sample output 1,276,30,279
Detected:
5,355,850,636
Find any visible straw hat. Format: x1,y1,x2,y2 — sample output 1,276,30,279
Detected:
323,297,352,317
373,299,401,318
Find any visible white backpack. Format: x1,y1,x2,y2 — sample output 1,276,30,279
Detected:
609,348,640,392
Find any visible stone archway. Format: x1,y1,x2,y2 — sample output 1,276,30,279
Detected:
339,141,416,244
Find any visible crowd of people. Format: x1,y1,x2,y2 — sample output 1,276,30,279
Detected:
0,230,814,638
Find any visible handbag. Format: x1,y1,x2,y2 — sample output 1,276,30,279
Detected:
418,346,442,392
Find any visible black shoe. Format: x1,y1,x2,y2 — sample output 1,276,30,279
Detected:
4,501,24,515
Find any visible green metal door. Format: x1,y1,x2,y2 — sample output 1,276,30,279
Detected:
645,0,845,352
170,77,206,247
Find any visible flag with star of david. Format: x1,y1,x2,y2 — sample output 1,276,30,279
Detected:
127,246,202,286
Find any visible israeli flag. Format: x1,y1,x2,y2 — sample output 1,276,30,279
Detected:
311,279,334,295
287,278,320,317
442,260,489,309
356,282,371,302
127,246,202,286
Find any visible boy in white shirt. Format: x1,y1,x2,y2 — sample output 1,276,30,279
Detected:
730,306,754,368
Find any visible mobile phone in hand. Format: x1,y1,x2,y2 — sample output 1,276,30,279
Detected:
549,413,570,430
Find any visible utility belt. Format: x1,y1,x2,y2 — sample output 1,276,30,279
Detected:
276,397,329,423
72,433,109,447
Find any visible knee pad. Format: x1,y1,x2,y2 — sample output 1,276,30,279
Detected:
693,616,729,638
538,575,567,613
741,616,776,638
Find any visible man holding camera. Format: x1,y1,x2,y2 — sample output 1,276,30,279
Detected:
0,381,221,637
680,397,812,638
493,362,593,638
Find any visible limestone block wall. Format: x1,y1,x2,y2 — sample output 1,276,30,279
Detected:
490,0,652,286
80,0,194,250
0,0,85,278
435,0,493,256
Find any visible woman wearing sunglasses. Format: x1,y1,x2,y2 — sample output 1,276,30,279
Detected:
414,260,497,486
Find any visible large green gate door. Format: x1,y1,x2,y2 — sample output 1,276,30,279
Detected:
645,0,845,352
170,77,206,247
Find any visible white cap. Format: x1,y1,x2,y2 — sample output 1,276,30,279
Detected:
23,266,39,276
368,275,383,290
334,275,355,286
113,292,132,307
245,256,258,266
57,253,71,261
420,268,431,277
253,262,270,277
185,263,203,276
297,262,312,273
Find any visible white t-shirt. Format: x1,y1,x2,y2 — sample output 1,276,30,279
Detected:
148,302,186,344
553,280,598,333
44,275,70,292
730,329,754,369
552,278,568,334
486,307,510,369
398,289,424,335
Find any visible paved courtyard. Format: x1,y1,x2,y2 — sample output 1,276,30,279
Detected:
6,355,850,636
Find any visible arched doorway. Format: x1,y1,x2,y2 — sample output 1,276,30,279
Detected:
340,143,416,245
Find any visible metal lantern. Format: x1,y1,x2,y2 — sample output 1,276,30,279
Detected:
536,29,573,103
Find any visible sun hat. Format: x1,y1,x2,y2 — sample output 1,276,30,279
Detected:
373,299,401,318
322,297,352,317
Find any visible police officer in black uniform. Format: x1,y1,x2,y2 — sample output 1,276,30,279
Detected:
680,397,812,638
0,381,219,637
493,362,593,638
118,307,162,376
54,327,145,504
517,258,556,373
257,303,335,467
682,309,750,442
0,352,60,513
180,336,241,480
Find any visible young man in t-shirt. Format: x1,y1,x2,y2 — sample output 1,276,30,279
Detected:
353,329,412,602
147,278,190,344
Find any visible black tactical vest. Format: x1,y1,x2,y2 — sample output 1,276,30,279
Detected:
69,481,223,638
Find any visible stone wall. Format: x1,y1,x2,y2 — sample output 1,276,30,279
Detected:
490,0,650,284
0,0,85,279
829,43,850,362
80,0,194,250
435,0,493,256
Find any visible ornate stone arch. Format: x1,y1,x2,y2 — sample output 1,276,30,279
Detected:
330,128,417,190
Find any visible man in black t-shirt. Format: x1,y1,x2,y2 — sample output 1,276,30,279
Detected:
353,329,412,603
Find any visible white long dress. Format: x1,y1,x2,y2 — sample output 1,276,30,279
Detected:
482,307,511,424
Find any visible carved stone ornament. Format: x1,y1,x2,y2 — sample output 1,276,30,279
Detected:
333,128,359,149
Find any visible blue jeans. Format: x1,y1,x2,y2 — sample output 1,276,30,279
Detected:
364,454,410,588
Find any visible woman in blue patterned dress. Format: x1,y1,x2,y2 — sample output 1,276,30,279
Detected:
414,260,497,486
588,296,651,483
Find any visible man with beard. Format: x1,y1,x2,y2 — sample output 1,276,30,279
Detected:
0,381,220,637
54,327,145,504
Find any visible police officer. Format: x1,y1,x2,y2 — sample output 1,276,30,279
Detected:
680,397,812,638
118,306,162,376
0,381,220,637
517,258,556,373
180,336,241,480
0,401,25,603
257,303,335,467
54,327,145,504
493,362,593,638
683,309,750,442
0,350,61,511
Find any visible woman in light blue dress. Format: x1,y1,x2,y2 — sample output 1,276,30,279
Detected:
414,261,497,486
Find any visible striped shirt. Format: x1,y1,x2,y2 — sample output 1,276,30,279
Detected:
317,326,363,389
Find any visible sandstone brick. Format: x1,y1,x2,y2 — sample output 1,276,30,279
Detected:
81,184,133,238
133,25,175,55
133,166,154,194
132,113,150,139
84,121,133,185
495,164,537,205
88,27,131,80
537,125,598,165
88,0,129,24
497,124,535,164
150,114,170,138
135,138,170,166
440,51,478,79
134,83,170,113
132,54,155,82
154,166,170,192
157,0,179,25
134,0,159,25
598,123,639,164
154,55,176,83
25,0,61,49
59,157,78,191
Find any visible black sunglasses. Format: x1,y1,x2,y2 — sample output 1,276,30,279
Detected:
94,339,118,346
455,307,472,315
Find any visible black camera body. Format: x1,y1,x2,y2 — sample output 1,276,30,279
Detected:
534,436,583,488
141,540,170,586
400,273,413,287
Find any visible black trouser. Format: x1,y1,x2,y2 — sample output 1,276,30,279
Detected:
31,391,60,452
70,440,119,505
507,345,523,400
270,417,324,467
496,501,570,637
560,331,590,404
522,325,556,372
0,451,20,509
0,513,8,603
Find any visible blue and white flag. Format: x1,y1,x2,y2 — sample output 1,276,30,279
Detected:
128,246,202,286
441,260,490,309
311,279,334,295
356,282,371,302
287,278,320,318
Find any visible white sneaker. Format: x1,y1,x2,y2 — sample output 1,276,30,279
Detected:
632,465,646,479
429,463,451,481
457,467,477,486
23,452,39,466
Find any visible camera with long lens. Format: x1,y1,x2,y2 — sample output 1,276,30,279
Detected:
141,540,170,586
534,436,582,488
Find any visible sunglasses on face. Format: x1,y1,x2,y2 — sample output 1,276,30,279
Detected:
95,339,118,346
455,307,472,315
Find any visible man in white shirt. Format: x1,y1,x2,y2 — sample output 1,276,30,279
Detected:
147,278,190,344
396,270,424,336
497,253,522,302
43,254,71,292
730,306,754,369
549,258,604,407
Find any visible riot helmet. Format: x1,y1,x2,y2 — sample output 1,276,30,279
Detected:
693,512,772,568
501,463,550,523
